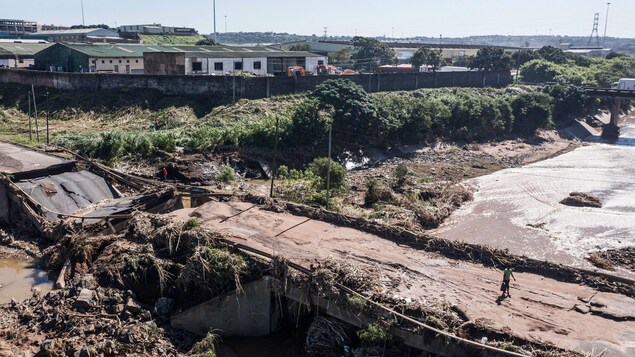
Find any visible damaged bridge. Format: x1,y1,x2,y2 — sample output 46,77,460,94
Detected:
0,141,176,233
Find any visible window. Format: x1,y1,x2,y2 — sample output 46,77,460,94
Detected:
234,61,243,71
214,62,223,71
127,60,130,63
253,61,262,70
192,62,203,71
92,60,96,64
136,60,139,63
318,60,324,66
102,60,105,64
109,60,112,63
119,60,122,63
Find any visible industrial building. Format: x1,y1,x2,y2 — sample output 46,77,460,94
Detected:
34,43,148,73
144,46,326,76
0,42,52,68
118,24,198,38
34,43,327,76
34,28,120,43
0,19,38,36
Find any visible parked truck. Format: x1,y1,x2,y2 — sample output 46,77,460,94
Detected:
612,78,635,90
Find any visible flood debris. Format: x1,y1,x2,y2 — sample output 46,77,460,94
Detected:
559,192,602,208
587,247,635,272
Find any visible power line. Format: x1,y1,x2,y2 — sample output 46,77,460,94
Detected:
587,13,600,47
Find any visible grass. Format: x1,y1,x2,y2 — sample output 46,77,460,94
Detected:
140,34,206,45
357,322,391,346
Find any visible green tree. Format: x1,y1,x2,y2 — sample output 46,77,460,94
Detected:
351,36,396,70
288,43,312,51
329,47,353,64
308,157,346,190
313,79,384,136
520,59,561,83
511,49,540,68
537,46,567,64
411,47,442,68
469,47,512,71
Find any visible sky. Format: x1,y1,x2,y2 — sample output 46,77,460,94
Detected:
3,0,634,38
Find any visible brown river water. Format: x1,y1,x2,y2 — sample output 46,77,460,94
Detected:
0,259,54,304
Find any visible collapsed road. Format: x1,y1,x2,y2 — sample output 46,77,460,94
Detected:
170,200,635,357
0,141,176,233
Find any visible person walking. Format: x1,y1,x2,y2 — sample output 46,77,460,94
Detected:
161,167,169,181
501,267,516,297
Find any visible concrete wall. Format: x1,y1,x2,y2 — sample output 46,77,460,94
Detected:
0,68,513,98
185,57,268,76
171,277,274,337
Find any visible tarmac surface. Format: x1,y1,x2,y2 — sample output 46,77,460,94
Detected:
0,142,73,175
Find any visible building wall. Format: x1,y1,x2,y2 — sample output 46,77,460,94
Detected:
0,58,34,68
89,57,144,74
184,57,269,76
306,56,327,74
34,45,89,72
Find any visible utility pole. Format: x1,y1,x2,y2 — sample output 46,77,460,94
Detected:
46,91,50,145
213,0,217,42
325,125,332,210
31,85,39,142
269,115,279,198
588,13,600,47
81,0,85,26
27,93,32,141
323,27,328,40
225,15,227,33
603,2,611,48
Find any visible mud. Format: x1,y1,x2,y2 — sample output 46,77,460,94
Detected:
179,199,635,356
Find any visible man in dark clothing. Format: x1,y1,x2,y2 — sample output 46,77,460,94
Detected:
501,267,516,297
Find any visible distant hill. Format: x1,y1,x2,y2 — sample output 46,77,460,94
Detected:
212,32,635,54
140,34,206,45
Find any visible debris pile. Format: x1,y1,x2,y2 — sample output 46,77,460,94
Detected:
560,192,602,208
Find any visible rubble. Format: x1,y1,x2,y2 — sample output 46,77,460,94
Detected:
560,192,603,208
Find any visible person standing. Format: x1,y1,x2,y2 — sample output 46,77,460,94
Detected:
501,267,516,297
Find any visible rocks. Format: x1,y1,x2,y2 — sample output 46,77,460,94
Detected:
155,297,175,317
560,192,602,208
574,304,590,314
40,339,55,353
74,289,95,311
125,298,142,314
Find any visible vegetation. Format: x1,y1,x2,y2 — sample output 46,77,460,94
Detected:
469,46,512,71
307,157,347,190
352,36,396,70
518,45,635,87
411,47,442,68
329,47,354,65
287,43,311,51
140,34,207,45
195,38,219,46
357,323,391,346
217,165,237,183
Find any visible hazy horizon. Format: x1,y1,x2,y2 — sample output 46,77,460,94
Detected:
3,0,634,39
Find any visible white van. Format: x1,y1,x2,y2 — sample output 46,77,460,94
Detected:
614,78,635,90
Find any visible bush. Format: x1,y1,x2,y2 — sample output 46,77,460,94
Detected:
217,165,237,183
364,180,380,206
357,323,391,346
511,92,553,134
291,98,329,144
394,164,409,188
307,157,346,190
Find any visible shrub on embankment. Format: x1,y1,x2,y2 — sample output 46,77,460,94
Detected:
32,80,600,162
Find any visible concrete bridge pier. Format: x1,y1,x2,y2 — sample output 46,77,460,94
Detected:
602,98,622,139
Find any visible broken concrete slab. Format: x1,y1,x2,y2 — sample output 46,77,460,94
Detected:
0,142,75,180
74,289,95,311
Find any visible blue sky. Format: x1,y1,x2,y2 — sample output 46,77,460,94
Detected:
4,0,634,38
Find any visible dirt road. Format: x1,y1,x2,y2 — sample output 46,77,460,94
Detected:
169,201,635,357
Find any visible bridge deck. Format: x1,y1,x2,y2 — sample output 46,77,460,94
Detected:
169,201,635,357
584,87,635,99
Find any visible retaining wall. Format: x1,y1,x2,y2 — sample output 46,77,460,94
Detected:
0,68,513,98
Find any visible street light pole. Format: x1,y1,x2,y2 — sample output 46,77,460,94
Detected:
81,0,85,26
325,125,332,210
46,91,50,145
225,15,227,33
603,2,611,48
213,0,217,42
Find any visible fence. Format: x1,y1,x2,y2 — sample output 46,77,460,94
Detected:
0,68,513,98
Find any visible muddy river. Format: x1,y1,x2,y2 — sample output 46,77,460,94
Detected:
0,259,54,304
435,118,635,278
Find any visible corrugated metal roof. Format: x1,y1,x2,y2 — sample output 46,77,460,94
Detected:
0,42,52,56
57,43,324,58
